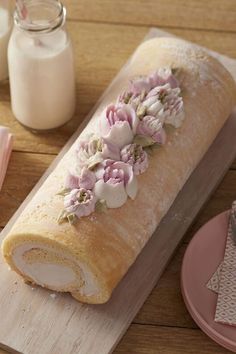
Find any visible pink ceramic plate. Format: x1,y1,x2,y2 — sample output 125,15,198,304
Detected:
181,210,236,352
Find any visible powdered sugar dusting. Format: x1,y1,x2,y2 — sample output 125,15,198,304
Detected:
160,40,225,98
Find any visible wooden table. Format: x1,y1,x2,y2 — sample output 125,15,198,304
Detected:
1,1,236,353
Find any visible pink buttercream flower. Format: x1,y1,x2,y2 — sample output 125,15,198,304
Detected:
118,76,150,109
148,68,179,89
100,103,139,148
129,76,151,95
65,167,96,190
77,136,120,169
79,168,96,189
65,173,79,190
94,160,138,208
137,116,167,145
64,188,96,218
120,144,148,175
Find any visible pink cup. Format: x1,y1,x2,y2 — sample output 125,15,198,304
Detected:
0,126,13,190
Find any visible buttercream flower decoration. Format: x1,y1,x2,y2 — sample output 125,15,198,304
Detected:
58,188,97,224
100,103,139,148
136,115,167,146
58,67,184,224
65,167,96,190
136,92,165,121
121,144,148,175
77,136,120,169
129,76,151,96
94,160,138,208
161,86,184,128
118,91,144,112
118,77,150,110
143,84,184,128
119,68,179,108
148,68,179,89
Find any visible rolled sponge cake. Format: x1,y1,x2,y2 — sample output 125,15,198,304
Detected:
2,37,236,304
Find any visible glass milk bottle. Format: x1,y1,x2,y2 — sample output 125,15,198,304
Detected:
8,0,76,131
0,1,12,82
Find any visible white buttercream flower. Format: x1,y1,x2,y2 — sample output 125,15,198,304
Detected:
100,103,139,148
65,167,96,190
162,88,185,128
94,160,138,208
139,95,165,121
145,84,185,128
77,136,120,169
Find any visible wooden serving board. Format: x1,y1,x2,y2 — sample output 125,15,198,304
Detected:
1,28,236,354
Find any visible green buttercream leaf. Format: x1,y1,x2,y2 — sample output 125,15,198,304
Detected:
67,213,77,225
133,135,155,147
145,143,161,155
57,188,71,197
164,124,175,134
57,209,69,224
144,145,154,155
57,210,77,225
95,199,107,213
171,67,179,75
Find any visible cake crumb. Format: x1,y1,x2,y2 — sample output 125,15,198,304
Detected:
89,215,97,221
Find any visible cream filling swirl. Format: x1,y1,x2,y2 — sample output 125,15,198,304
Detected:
12,243,100,297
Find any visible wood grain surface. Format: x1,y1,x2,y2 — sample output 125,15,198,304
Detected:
63,0,236,32
1,1,236,353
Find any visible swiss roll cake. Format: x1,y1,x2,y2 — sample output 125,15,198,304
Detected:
2,37,236,304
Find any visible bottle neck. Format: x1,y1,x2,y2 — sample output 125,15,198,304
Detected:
14,0,66,34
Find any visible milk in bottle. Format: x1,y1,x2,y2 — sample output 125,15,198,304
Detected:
8,0,76,130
